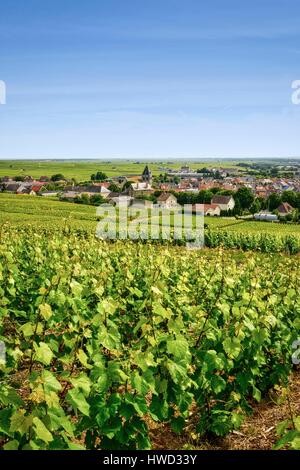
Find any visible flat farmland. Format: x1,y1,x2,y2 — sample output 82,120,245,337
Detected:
0,159,247,180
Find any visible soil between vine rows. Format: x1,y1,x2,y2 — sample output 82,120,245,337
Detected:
150,370,300,450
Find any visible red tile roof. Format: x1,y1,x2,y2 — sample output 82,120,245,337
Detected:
277,202,294,214
211,195,233,204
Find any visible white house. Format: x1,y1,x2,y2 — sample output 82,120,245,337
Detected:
203,204,221,216
61,191,78,201
187,203,221,216
157,193,178,209
211,195,235,211
96,186,111,199
131,182,153,195
109,195,133,207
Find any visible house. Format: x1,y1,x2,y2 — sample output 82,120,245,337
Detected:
1,176,13,182
158,183,173,191
92,181,111,188
40,191,59,197
188,203,220,216
113,176,128,184
16,184,30,194
17,186,36,195
130,199,153,209
203,204,221,216
131,182,153,196
92,185,111,199
255,187,269,199
108,191,123,199
180,165,191,173
64,185,111,198
157,193,178,209
60,191,78,201
109,195,133,207
199,182,216,191
211,195,235,211
2,183,21,192
277,202,294,217
31,185,46,193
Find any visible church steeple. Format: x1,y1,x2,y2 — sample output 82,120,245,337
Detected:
142,165,152,183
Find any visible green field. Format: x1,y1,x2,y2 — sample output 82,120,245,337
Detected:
0,159,247,181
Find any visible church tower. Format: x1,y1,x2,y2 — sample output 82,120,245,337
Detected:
142,165,152,183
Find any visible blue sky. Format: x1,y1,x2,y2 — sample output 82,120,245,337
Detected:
0,0,300,159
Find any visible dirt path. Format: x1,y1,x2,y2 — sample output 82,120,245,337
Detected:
150,370,300,450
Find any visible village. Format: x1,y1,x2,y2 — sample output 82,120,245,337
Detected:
1,163,300,221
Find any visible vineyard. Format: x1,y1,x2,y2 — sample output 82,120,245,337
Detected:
1,194,300,253
0,227,299,450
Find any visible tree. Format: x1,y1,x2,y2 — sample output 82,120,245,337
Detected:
219,189,234,196
51,174,65,182
193,191,205,203
45,182,65,191
202,190,213,204
122,181,134,191
91,172,107,182
270,167,279,177
90,194,105,205
281,190,297,208
214,170,223,180
267,193,282,211
210,186,225,196
292,208,300,222
234,187,254,211
233,199,242,216
257,196,267,211
74,194,90,204
175,192,194,205
108,183,121,193
249,198,261,214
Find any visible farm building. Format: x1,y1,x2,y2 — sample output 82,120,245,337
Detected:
211,195,235,211
254,212,278,221
157,193,178,209
203,204,221,216
109,195,133,207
